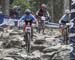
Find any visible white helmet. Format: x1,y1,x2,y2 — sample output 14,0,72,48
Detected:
41,4,47,9
65,9,70,14
25,9,31,15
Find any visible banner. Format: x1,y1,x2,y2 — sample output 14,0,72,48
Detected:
0,18,18,26
0,18,25,28
70,0,75,60
70,0,75,42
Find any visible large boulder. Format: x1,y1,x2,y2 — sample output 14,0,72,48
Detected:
34,39,46,45
31,44,47,51
43,43,61,53
45,37,55,45
10,32,19,35
2,32,10,39
2,39,22,48
41,52,57,60
2,57,14,60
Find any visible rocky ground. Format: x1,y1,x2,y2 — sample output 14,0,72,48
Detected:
0,27,71,60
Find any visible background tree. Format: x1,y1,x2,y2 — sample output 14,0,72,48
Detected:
11,0,31,13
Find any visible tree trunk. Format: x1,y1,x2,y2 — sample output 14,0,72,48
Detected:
1,0,9,16
51,0,54,22
64,0,70,12
4,0,9,16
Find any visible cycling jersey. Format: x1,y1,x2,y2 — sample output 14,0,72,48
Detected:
36,9,50,17
20,14,36,25
59,14,69,25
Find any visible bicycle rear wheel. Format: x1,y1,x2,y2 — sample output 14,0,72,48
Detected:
26,32,31,55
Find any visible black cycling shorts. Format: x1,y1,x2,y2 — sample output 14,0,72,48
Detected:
25,20,33,26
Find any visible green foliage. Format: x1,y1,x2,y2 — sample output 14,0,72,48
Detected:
9,0,14,4
11,0,31,13
29,0,51,13
29,0,41,13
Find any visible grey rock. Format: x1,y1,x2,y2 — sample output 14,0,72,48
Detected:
10,32,19,35
43,43,61,53
31,44,47,51
41,52,56,58
0,27,4,31
0,32,3,38
2,33,9,39
34,39,46,45
0,28,70,60
2,39,22,48
2,57,14,60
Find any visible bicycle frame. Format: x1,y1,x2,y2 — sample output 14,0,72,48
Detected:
38,16,46,33
24,22,32,55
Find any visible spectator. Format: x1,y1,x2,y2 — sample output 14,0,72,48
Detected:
0,11,5,24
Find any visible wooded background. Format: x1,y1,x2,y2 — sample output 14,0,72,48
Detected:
0,0,70,22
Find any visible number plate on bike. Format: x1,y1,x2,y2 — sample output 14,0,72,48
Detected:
41,16,46,21
26,27,31,32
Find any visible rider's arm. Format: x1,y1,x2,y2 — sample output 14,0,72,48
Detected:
19,15,26,21
36,10,39,16
36,10,40,18
31,14,38,26
59,14,66,24
18,15,26,27
47,11,50,17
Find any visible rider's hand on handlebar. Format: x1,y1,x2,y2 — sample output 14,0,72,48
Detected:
66,23,70,26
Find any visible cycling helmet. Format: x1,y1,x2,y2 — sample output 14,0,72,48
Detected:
41,4,47,8
65,9,70,14
25,9,31,15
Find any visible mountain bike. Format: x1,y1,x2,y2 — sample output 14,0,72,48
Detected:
38,16,46,34
24,22,32,55
59,23,69,45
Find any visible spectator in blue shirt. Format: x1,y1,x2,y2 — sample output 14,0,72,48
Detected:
0,11,5,24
